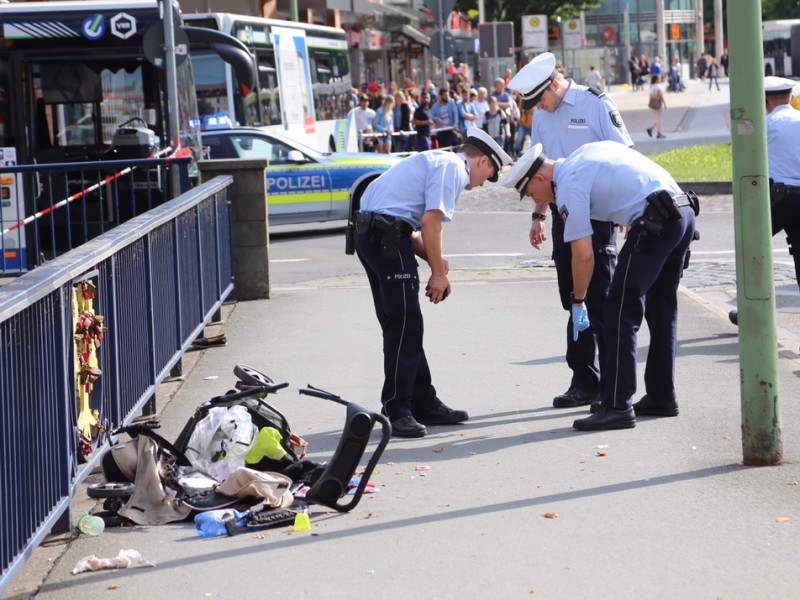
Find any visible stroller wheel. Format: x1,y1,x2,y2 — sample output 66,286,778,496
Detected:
87,482,135,499
92,510,133,528
234,364,275,387
103,497,126,514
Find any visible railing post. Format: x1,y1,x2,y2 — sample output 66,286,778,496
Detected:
197,160,270,300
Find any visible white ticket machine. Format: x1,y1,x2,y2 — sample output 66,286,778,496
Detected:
0,147,27,274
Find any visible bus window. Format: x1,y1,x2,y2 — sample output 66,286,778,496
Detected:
0,58,13,148
255,50,281,127
33,61,149,150
193,53,232,120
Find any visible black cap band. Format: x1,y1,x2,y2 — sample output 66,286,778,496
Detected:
514,153,546,198
519,69,558,109
467,137,502,181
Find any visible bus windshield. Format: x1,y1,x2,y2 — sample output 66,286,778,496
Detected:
185,13,357,154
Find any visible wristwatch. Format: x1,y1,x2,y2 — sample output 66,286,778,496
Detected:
531,211,547,221
570,292,585,305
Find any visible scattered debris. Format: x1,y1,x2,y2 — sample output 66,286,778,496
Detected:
415,465,430,471
542,512,558,519
596,451,608,457
72,549,155,575
776,517,790,523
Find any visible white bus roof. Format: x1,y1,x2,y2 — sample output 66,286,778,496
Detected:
183,12,345,37
0,0,162,12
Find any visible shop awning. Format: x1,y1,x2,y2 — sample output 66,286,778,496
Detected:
400,24,430,46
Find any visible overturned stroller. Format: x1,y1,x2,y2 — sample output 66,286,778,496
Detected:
87,365,391,534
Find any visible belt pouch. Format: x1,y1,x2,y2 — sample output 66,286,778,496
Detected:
355,211,373,235
770,182,787,204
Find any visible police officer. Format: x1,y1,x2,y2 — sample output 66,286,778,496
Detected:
507,52,633,410
503,141,697,430
354,128,512,437
729,76,800,325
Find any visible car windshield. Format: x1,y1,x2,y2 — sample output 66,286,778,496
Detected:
265,132,324,158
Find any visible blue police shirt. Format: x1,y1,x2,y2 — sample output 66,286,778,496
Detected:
553,141,683,243
533,82,633,159
767,104,800,186
359,151,470,229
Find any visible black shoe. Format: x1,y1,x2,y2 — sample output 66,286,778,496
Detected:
646,128,653,138
390,416,427,438
553,387,599,408
657,133,666,139
192,334,227,348
633,395,679,417
414,404,469,426
573,408,636,431
729,310,738,325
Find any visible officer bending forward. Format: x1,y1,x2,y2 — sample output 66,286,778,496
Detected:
355,128,512,438
503,141,697,431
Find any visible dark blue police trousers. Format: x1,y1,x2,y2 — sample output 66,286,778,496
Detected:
771,191,800,292
602,206,697,410
551,214,618,396
355,229,440,420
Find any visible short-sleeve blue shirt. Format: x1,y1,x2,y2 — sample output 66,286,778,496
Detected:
533,82,633,159
767,104,800,186
359,151,470,229
553,141,683,243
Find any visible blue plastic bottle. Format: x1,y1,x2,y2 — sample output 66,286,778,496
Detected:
194,509,247,538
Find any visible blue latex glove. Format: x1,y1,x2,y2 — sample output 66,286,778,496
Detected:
571,303,590,341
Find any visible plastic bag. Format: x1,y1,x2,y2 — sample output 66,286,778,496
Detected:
185,406,256,481
72,548,155,575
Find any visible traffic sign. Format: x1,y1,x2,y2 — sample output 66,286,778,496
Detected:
478,22,515,58
430,31,455,58
424,0,457,20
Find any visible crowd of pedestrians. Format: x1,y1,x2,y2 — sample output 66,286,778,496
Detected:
355,47,730,155
351,65,535,158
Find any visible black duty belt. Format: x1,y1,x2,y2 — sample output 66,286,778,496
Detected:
771,181,800,199
354,211,414,236
636,190,699,236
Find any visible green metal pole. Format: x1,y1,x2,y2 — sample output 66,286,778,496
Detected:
291,0,299,22
727,0,782,465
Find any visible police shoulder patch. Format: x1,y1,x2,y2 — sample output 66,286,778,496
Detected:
559,205,569,222
609,110,624,128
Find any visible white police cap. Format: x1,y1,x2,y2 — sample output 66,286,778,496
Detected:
764,76,796,95
507,53,558,109
500,143,546,199
464,127,513,182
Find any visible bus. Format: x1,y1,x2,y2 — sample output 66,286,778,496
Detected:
183,13,357,153
762,18,800,77
0,0,252,270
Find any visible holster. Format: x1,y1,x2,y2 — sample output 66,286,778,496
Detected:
646,189,683,221
638,190,683,236
373,214,402,259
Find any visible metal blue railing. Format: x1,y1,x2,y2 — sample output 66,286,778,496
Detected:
0,175,234,594
0,156,192,274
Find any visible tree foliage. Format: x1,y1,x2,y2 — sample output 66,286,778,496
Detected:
703,0,800,27
761,0,800,20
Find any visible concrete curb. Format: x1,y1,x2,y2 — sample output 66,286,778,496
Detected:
677,181,732,195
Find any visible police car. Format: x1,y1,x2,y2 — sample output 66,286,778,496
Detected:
201,127,401,226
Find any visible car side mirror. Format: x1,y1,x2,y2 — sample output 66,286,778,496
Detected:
287,150,307,163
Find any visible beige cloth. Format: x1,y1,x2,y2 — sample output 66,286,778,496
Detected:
216,468,294,508
118,437,192,525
